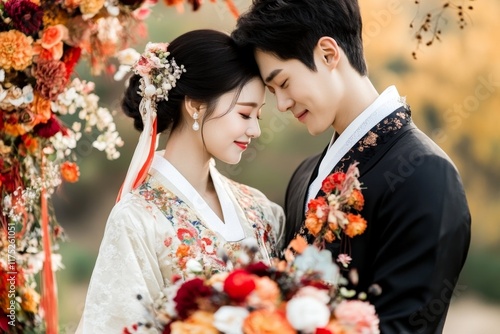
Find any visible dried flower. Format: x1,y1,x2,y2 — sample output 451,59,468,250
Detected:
4,0,44,36
34,60,68,101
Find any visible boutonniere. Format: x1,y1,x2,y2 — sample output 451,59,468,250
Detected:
287,162,367,268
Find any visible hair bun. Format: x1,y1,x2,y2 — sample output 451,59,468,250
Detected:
122,74,145,131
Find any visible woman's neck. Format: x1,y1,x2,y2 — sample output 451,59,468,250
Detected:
162,128,213,194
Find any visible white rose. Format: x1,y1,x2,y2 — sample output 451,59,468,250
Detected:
185,258,203,274
286,296,330,333
213,306,249,334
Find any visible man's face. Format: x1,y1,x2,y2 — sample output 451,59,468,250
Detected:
255,49,341,136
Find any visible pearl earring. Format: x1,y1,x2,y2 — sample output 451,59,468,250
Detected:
192,111,199,131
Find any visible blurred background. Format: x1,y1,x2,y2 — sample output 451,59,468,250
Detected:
51,0,500,332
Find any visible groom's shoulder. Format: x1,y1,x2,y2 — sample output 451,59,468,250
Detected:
294,152,324,174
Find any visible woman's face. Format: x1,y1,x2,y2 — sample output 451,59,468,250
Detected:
202,78,265,164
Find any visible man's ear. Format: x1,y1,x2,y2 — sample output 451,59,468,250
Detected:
316,36,341,69
184,97,207,118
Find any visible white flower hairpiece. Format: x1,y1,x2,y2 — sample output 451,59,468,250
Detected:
133,42,186,120
116,42,185,202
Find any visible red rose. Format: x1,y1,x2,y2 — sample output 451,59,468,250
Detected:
173,278,212,319
223,269,256,302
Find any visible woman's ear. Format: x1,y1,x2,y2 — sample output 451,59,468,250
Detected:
184,97,207,118
316,36,341,69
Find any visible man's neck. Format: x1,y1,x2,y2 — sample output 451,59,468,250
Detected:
334,76,379,135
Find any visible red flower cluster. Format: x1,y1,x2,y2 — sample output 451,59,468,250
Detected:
304,163,367,245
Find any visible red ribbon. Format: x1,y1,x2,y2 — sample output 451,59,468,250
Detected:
116,118,158,202
41,157,58,334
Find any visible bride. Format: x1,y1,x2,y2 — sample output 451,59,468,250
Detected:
77,29,284,333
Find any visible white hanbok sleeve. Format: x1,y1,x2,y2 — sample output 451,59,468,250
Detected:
76,194,164,333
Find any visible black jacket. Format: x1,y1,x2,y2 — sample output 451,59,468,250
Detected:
284,107,471,334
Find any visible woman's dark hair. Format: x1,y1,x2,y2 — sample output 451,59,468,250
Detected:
122,29,261,133
231,0,367,76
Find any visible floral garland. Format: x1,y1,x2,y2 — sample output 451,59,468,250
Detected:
0,0,239,333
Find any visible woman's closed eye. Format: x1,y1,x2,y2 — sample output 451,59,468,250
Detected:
239,113,262,120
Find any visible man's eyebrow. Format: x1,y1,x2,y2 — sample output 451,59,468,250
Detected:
236,102,260,107
264,69,282,83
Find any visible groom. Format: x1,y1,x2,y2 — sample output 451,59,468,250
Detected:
232,0,471,333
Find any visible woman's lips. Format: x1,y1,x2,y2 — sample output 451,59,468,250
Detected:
234,141,249,150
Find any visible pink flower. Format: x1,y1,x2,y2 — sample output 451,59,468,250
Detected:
334,300,380,334
337,254,352,268
134,56,154,76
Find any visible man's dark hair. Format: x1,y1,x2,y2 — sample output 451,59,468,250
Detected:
232,0,367,76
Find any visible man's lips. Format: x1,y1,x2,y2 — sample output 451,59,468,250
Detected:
234,141,250,150
295,110,309,122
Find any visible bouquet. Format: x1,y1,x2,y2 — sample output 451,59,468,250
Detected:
125,163,380,334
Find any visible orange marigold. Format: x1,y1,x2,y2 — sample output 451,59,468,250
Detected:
60,161,80,183
347,188,365,211
170,311,218,334
20,287,40,313
344,213,367,238
305,214,324,237
243,309,296,334
0,30,34,71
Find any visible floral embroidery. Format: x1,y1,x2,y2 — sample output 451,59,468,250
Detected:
226,179,279,258
337,106,411,173
131,174,278,282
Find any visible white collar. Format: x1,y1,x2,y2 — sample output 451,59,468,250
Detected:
151,153,245,241
307,86,406,209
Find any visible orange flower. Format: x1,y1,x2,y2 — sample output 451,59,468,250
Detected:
176,244,190,258
249,276,281,309
344,214,367,238
20,287,40,313
170,311,218,334
3,122,28,137
288,235,308,254
347,189,364,211
0,30,34,71
328,221,339,232
324,230,336,243
21,134,39,154
60,161,80,183
32,93,52,124
305,214,324,237
41,24,68,49
243,309,297,334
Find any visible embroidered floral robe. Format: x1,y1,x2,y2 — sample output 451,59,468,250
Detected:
77,155,284,333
